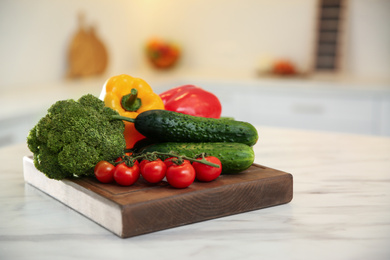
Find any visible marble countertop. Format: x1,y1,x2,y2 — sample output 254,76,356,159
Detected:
1,126,389,259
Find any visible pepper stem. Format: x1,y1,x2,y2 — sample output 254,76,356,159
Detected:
121,88,142,112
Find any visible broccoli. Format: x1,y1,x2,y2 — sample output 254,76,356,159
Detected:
27,94,126,180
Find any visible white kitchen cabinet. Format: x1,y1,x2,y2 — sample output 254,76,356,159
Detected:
233,92,376,135
378,99,390,136
156,78,390,136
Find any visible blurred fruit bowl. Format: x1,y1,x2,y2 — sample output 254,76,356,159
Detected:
272,59,296,76
145,38,181,69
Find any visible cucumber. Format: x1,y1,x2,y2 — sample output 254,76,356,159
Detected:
140,142,255,174
128,110,258,146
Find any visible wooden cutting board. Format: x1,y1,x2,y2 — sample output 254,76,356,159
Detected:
23,156,293,238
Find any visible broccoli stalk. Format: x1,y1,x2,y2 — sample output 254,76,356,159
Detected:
27,94,127,180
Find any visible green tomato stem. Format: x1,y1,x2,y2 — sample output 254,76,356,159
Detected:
132,151,220,168
154,151,219,167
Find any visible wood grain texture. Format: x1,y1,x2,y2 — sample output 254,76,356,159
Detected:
24,156,292,238
71,164,293,238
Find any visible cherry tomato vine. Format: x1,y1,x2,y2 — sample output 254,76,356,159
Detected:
94,151,222,188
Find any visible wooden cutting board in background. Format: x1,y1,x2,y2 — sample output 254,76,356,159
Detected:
23,156,293,238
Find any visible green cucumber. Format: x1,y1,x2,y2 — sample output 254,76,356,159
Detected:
114,110,258,146
140,142,255,174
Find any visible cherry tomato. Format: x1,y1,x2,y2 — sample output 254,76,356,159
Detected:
116,156,139,166
139,159,154,172
141,159,167,183
192,156,222,182
164,157,190,168
94,161,115,183
166,163,195,188
113,163,140,186
164,157,176,168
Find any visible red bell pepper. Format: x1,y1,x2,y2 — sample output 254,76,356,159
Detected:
159,85,222,118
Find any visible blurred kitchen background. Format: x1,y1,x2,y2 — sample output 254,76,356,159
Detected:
1,0,389,148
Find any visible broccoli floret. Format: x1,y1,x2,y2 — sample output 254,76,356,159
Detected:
27,94,126,180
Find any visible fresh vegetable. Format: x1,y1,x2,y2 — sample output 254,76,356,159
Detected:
113,162,140,186
139,142,254,174
136,151,219,168
114,109,258,147
27,94,126,180
145,38,180,69
164,157,190,168
139,159,151,173
192,156,222,182
272,60,296,75
163,157,176,168
159,85,222,118
103,74,165,149
95,151,220,186
140,159,166,183
29,84,256,181
94,161,116,183
166,162,196,188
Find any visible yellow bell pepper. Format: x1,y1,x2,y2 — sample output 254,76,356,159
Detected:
104,74,164,149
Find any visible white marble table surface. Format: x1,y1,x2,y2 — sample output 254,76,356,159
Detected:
1,126,389,260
